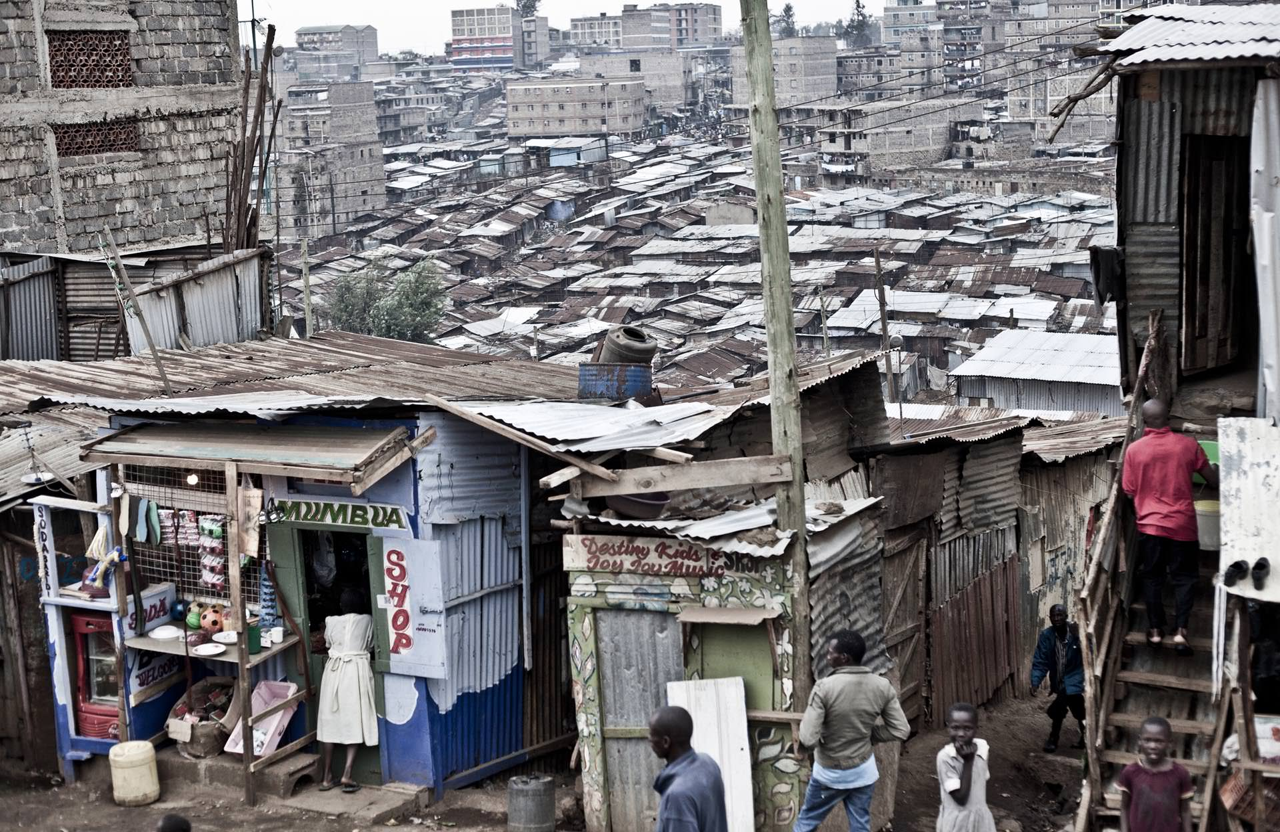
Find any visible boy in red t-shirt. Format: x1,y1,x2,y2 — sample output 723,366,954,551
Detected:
1116,717,1193,832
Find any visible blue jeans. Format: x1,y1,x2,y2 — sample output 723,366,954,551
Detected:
792,777,875,832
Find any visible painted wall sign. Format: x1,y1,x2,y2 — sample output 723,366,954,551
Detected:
382,538,448,679
564,535,766,578
384,546,413,655
276,498,408,530
121,584,178,639
128,649,182,696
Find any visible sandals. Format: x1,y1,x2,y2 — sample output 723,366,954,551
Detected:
342,781,362,793
1146,628,1163,645
318,781,338,792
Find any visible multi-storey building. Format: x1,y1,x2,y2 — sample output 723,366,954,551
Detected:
581,50,701,114
374,82,451,145
295,25,380,66
0,0,241,252
882,0,940,44
449,6,523,72
506,77,653,139
571,14,623,47
278,82,388,240
657,3,723,47
837,46,905,101
621,4,671,50
730,36,837,108
521,17,551,68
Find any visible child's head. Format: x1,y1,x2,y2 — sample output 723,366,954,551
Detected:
947,702,978,745
1138,716,1172,764
157,815,191,832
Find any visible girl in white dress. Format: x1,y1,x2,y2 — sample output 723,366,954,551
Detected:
317,588,377,793
936,703,997,832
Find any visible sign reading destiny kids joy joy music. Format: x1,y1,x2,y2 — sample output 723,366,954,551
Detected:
564,535,740,578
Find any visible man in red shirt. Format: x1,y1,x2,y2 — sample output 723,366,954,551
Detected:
1121,399,1217,650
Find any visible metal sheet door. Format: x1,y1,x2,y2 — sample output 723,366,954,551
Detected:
596,609,683,832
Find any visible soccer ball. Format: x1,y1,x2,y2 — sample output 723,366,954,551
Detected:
200,605,225,633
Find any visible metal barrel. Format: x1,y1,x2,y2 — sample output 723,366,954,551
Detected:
507,775,556,832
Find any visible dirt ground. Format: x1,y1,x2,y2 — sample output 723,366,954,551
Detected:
893,697,1084,832
1,698,1078,832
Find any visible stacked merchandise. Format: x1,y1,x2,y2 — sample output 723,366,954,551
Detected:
258,561,279,630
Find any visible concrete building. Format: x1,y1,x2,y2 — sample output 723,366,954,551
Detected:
295,50,362,83
571,14,623,47
655,3,723,47
838,46,905,101
278,83,388,241
521,16,551,68
882,0,940,44
622,4,671,50
730,36,837,107
295,25,380,66
816,97,985,186
449,6,521,72
374,82,451,145
580,50,699,114
0,0,241,253
506,76,653,139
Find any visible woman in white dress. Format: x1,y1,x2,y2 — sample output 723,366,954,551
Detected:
317,588,377,793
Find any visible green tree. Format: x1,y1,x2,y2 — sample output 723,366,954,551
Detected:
516,0,540,18
773,3,798,38
326,260,446,344
842,0,872,47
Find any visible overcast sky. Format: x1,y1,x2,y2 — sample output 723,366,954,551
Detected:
250,1,885,56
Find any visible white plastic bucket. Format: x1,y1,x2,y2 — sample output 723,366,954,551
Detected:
108,740,160,806
1195,500,1220,551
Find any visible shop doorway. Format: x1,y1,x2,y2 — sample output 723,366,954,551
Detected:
299,530,372,626
268,526,384,786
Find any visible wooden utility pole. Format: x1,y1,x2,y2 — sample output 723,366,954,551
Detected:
874,249,898,403
101,226,173,396
301,237,313,338
739,0,811,708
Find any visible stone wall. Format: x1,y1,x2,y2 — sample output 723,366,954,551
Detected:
0,0,241,253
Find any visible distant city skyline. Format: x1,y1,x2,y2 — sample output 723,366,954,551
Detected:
253,0,887,56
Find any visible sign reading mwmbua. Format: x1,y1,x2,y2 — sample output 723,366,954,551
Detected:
274,498,408,530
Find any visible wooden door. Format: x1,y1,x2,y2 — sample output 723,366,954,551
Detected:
882,527,928,724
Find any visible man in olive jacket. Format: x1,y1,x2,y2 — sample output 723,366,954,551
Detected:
793,629,910,832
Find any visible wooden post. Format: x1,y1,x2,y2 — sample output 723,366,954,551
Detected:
101,226,174,397
875,249,898,403
225,461,254,805
819,296,830,358
739,0,811,708
301,237,313,339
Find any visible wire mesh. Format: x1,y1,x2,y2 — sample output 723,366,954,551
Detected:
121,464,264,610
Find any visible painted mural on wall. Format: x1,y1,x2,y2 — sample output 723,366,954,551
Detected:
565,534,808,832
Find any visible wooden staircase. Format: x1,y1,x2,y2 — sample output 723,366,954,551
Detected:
1087,557,1226,831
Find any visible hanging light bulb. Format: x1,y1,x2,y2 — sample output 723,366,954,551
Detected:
186,473,200,486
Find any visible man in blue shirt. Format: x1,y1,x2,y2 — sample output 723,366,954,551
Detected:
1030,604,1086,753
793,629,910,832
649,705,729,832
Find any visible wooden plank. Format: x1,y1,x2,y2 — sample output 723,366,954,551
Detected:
634,447,693,464
667,677,754,832
538,451,619,491
1107,712,1216,737
1101,749,1209,774
248,730,317,774
247,687,311,728
418,394,619,482
1197,682,1232,832
578,455,792,498
1123,631,1213,651
26,495,110,513
1115,670,1214,694
744,709,802,724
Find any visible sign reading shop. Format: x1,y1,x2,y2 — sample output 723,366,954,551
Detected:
275,498,408,530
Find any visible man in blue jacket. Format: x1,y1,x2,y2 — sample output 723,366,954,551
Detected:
1030,604,1086,753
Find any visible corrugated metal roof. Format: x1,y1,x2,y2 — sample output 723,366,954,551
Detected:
463,401,739,452
949,330,1121,386
0,408,108,507
1023,418,1129,462
86,423,405,473
583,497,881,559
3,332,581,415
1102,5,1280,67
